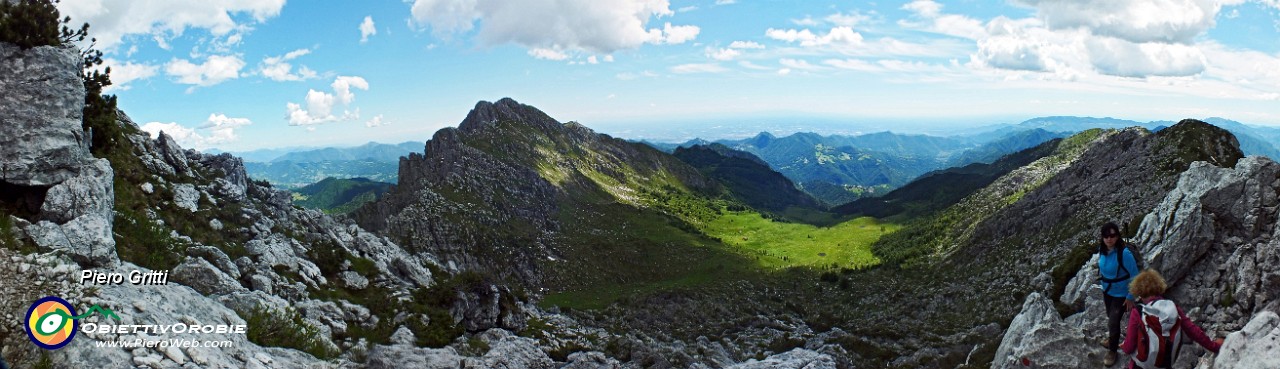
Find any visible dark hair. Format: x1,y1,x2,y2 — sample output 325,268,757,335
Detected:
1100,222,1121,238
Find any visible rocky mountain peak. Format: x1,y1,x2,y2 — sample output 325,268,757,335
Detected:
458,97,560,135
1156,118,1242,169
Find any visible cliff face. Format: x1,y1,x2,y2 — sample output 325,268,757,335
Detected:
0,43,90,187
0,42,116,268
996,155,1280,368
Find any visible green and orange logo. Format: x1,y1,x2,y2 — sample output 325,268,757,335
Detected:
24,296,118,350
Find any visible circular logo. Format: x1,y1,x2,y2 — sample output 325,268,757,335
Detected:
25,296,78,350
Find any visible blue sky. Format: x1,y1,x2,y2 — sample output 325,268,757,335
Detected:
56,0,1280,151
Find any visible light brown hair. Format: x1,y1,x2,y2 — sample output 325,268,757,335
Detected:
1129,269,1168,299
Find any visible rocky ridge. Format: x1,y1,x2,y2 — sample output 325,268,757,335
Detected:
354,98,720,289
996,155,1280,368
0,42,597,368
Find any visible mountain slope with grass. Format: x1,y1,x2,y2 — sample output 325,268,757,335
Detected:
718,132,941,205
833,135,1064,219
556,120,1249,368
672,143,820,213
292,177,393,214
945,128,1067,167
353,98,749,294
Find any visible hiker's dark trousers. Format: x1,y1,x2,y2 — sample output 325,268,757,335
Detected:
1104,294,1127,352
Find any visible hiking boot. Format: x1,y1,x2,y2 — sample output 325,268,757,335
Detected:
1103,351,1116,366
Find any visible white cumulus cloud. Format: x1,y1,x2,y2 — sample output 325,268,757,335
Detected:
529,48,570,61
409,0,699,59
1018,0,1216,44
165,55,245,88
964,1,1222,78
826,11,871,27
56,0,286,52
332,76,369,105
899,0,985,40
287,76,370,126
140,113,252,150
707,47,741,61
670,63,727,74
259,49,317,82
360,16,377,43
766,26,863,47
780,58,821,71
1085,37,1206,77
100,59,159,92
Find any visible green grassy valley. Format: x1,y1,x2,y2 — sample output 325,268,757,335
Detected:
705,212,895,270
542,196,898,310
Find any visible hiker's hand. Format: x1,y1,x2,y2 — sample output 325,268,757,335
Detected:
1124,299,1135,311
1214,337,1225,346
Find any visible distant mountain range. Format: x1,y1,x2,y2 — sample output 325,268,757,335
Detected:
236,116,1280,204
230,141,423,163
645,128,1063,206
238,141,422,189
639,116,1280,207
292,177,394,214
1015,116,1280,159
245,160,399,189
271,141,423,163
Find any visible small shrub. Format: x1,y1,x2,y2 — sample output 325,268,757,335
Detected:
1221,282,1235,308
765,336,805,354
459,336,490,356
242,304,337,359
547,342,590,362
31,351,53,369
350,256,377,276
819,271,839,284
411,308,462,348
0,214,36,253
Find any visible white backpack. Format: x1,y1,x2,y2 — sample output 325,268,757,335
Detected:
1131,299,1185,369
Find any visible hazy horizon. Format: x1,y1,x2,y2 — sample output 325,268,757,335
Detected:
56,1,1280,152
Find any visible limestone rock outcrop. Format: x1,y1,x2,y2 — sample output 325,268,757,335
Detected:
993,293,1101,368
1000,155,1280,368
0,42,116,267
724,348,838,369
0,43,90,187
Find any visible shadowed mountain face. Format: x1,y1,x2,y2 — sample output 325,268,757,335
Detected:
354,98,733,290
672,143,820,213
656,128,1067,207
719,131,941,205
292,177,393,214
833,136,1063,219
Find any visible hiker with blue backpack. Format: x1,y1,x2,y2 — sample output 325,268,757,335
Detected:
1098,222,1140,366
1121,269,1223,368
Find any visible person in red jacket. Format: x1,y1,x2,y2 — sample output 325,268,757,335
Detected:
1120,269,1224,368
